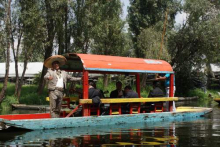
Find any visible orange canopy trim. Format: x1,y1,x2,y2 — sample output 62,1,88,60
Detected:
62,53,173,73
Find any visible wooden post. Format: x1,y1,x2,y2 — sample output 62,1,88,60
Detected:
136,74,141,98
83,70,89,116
169,73,174,112
136,73,141,113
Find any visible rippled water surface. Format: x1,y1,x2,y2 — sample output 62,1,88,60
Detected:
0,100,220,147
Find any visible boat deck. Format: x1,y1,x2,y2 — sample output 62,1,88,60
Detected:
176,107,212,112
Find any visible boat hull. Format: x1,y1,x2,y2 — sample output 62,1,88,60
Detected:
0,107,212,130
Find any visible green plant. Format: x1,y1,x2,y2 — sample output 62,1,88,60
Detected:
0,83,48,106
33,71,42,85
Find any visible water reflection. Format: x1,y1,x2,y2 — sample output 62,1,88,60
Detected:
2,119,206,147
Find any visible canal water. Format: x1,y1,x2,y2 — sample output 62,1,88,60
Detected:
0,100,220,147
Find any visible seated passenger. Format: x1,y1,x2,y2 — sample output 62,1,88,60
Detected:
124,85,139,98
110,81,124,98
122,85,138,114
74,81,102,116
148,81,164,97
146,81,164,112
89,80,102,106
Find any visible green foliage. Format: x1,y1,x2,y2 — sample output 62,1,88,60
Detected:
89,0,126,55
69,0,129,56
0,0,6,62
33,71,42,85
19,0,46,61
168,0,220,94
0,83,48,107
137,27,170,60
186,88,219,107
128,0,181,58
187,88,219,99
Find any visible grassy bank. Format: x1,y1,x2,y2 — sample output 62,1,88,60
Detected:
187,88,219,99
0,83,48,109
187,88,220,107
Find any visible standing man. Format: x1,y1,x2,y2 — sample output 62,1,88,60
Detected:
44,55,80,118
156,73,176,112
156,74,175,97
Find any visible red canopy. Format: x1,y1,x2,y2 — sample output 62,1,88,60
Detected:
62,53,173,74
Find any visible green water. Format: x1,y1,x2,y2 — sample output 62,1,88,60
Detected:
0,100,220,146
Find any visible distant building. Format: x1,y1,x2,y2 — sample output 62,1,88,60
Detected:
0,62,43,83
210,63,220,78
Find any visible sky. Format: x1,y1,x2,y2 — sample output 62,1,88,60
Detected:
120,0,130,20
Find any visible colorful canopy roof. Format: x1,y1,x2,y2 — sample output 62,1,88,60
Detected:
62,53,173,74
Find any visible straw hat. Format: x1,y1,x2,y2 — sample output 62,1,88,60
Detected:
44,55,67,68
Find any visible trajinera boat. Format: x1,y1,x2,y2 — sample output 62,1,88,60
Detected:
0,53,212,130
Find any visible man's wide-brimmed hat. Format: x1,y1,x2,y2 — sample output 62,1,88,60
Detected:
44,55,67,68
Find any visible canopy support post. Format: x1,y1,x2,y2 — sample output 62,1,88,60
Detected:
169,73,174,112
136,74,141,98
83,70,89,116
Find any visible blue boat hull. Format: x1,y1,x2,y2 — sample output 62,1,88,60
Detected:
0,107,212,130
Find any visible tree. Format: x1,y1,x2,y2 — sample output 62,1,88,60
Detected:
168,0,220,95
0,0,11,103
68,0,90,53
13,0,46,100
89,0,126,56
37,0,67,94
10,1,23,98
86,0,127,88
137,27,170,61
128,0,180,58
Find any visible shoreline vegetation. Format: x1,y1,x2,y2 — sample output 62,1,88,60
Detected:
0,80,219,110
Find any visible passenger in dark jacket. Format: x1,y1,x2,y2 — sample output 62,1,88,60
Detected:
148,81,164,97
110,81,124,98
124,85,139,98
74,80,101,116
88,80,103,105
122,85,138,114
146,81,164,112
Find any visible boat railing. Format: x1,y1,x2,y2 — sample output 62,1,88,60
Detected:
75,97,178,116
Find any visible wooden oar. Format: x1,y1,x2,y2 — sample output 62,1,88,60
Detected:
66,104,82,117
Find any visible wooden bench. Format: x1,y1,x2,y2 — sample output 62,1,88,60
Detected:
79,97,178,115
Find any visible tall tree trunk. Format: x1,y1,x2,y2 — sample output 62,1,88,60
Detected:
65,3,68,53
103,74,109,89
0,0,11,103
11,27,22,98
16,58,28,101
140,73,147,88
37,45,54,94
37,0,56,94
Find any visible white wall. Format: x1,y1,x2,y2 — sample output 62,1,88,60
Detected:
0,62,43,78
